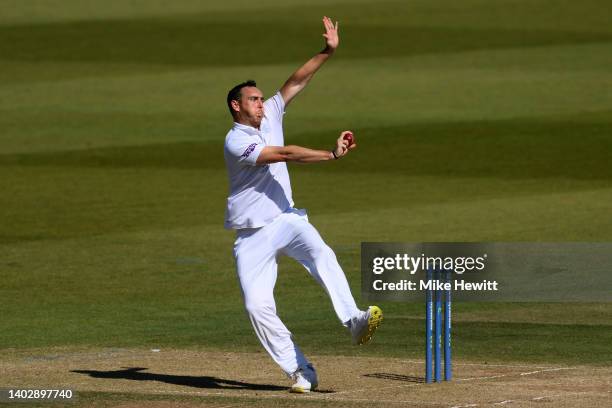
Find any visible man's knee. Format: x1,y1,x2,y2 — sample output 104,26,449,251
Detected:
244,297,273,318
309,242,336,261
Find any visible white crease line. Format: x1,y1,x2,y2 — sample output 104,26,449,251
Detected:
483,392,593,407
392,359,561,369
459,366,576,382
331,366,579,397
520,367,575,376
452,391,594,408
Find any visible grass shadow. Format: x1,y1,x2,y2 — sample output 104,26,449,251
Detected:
71,367,287,391
364,372,425,383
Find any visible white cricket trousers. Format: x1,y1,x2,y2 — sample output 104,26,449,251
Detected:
233,208,360,376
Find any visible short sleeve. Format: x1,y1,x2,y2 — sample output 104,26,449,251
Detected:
263,92,285,125
225,133,265,166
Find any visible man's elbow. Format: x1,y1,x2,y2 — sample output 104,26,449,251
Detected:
256,147,292,165
256,155,285,165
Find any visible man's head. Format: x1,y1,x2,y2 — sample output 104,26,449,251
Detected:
227,80,265,128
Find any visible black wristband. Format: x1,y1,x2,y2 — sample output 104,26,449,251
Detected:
331,150,339,160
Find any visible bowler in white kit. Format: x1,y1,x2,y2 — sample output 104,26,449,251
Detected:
223,16,382,393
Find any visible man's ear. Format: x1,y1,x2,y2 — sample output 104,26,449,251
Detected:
231,99,240,113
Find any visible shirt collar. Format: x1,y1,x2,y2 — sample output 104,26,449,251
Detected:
233,122,261,135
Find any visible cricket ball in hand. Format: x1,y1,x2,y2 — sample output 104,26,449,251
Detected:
343,132,354,146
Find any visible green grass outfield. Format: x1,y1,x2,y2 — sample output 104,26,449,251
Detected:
1,0,612,372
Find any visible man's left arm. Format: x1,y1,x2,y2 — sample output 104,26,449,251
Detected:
280,16,339,107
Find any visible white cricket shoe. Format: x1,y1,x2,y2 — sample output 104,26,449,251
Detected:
290,364,318,393
350,306,383,345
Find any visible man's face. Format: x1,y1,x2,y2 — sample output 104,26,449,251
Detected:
234,86,265,127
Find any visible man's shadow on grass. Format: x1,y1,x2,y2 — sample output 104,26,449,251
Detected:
71,367,286,391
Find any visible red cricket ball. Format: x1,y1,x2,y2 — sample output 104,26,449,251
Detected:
343,132,354,146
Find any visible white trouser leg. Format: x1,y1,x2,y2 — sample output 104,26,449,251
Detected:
233,223,309,376
280,211,361,325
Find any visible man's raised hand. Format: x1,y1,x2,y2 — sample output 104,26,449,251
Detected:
279,17,339,106
322,16,339,50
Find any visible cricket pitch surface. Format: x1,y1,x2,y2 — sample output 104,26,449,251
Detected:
2,348,610,407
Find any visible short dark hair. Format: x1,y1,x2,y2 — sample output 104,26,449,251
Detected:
227,80,257,116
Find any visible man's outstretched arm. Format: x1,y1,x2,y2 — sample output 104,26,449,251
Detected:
279,16,339,107
256,131,356,164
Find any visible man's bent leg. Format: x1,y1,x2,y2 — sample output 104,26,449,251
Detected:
281,215,360,325
234,227,309,376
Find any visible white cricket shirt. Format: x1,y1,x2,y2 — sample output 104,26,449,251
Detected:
224,92,294,229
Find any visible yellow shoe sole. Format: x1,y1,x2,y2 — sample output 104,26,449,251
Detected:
358,306,383,345
290,386,313,393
